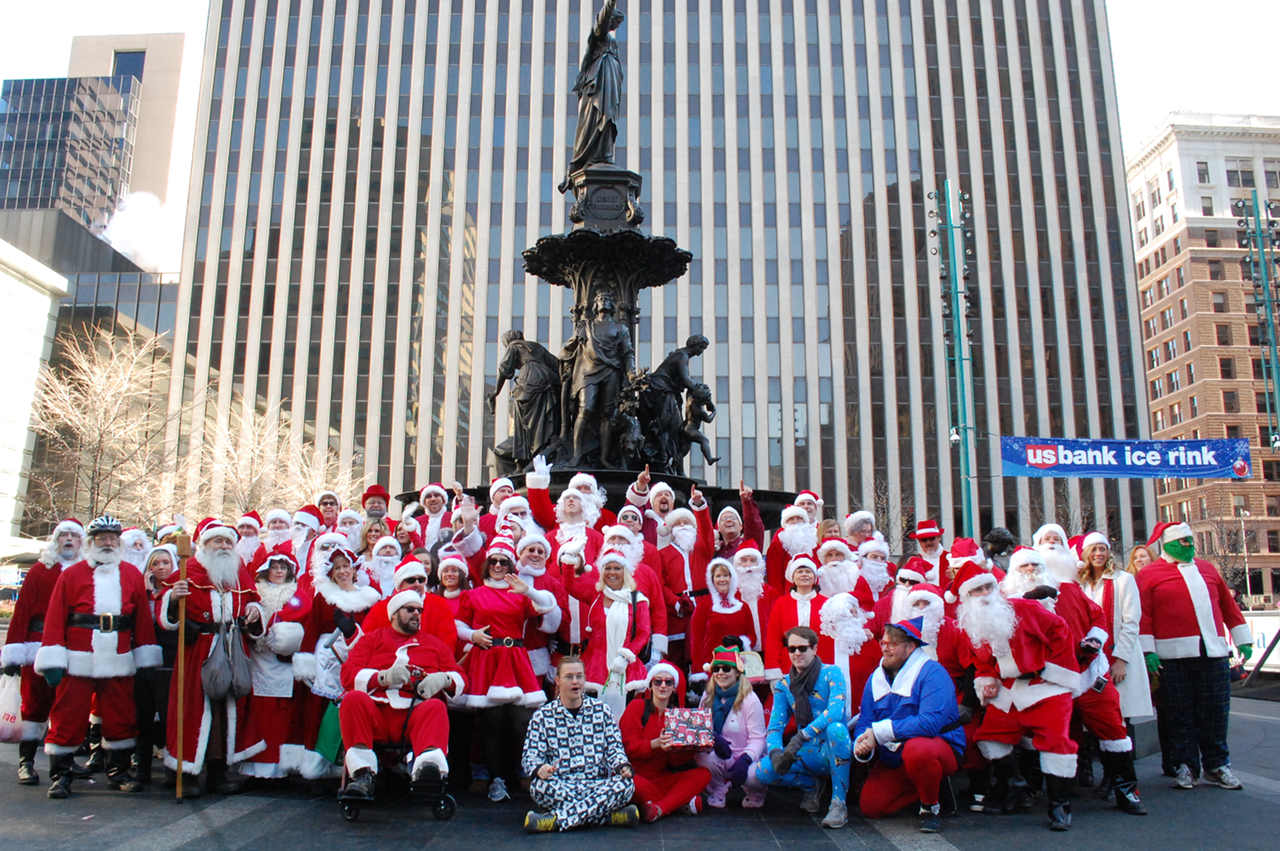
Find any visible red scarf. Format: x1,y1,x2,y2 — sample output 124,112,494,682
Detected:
1100,575,1117,661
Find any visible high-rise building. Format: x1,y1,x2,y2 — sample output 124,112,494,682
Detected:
1126,112,1280,601
175,0,1151,545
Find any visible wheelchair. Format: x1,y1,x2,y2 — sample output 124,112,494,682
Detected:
336,740,458,823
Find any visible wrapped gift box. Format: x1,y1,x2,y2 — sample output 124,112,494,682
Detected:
663,707,714,747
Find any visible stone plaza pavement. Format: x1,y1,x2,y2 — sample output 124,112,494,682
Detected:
0,696,1277,851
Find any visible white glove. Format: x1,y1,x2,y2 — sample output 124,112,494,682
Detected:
558,537,586,564
416,671,454,699
379,663,411,689
610,654,629,674
532,454,551,479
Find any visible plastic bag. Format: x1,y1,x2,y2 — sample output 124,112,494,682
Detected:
0,674,24,743
202,623,254,700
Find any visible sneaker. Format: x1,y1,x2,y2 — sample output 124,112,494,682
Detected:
1172,764,1197,790
341,769,376,802
919,804,941,833
742,788,767,809
488,777,511,802
640,802,664,823
821,798,848,829
968,793,987,813
609,804,640,828
800,779,825,813
524,811,558,833
687,796,704,815
1203,766,1243,790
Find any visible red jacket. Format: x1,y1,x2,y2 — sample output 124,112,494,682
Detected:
2,558,68,669
764,591,833,680
1137,557,1251,659
619,697,700,778
958,597,1078,713
713,495,765,561
341,624,464,708
360,590,458,651
765,534,818,596
657,504,716,643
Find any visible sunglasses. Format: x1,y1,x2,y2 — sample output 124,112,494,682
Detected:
401,606,423,614
487,557,512,566
787,644,814,654
404,576,427,584
710,664,736,673
650,677,676,687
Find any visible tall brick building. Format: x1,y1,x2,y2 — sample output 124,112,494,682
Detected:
1127,113,1280,604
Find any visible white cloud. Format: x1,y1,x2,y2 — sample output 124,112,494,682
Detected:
103,191,183,273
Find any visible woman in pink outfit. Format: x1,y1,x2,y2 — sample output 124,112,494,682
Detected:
696,645,767,808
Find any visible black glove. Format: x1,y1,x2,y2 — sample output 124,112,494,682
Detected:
770,747,795,776
713,734,732,759
783,730,807,760
43,667,65,688
1024,585,1058,601
729,753,752,787
2,664,20,677
333,610,357,639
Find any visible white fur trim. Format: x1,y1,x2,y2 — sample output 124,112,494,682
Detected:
21,720,47,741
158,589,180,631
102,737,136,751
1039,662,1080,692
525,471,551,490
267,621,306,655
870,719,895,745
345,747,380,776
1161,522,1193,546
1231,624,1253,647
977,740,1014,761
665,507,696,529
1139,634,1155,654
412,748,450,779
2,642,35,668
1039,751,1078,778
818,539,854,559
447,671,465,697
1099,737,1133,753
462,686,546,708
355,668,378,693
650,634,668,654
200,525,238,546
292,652,317,681
264,508,292,526
33,644,68,674
905,587,944,609
619,647,638,664
133,644,163,668
44,742,81,755
958,570,998,598
764,667,784,682
1082,531,1108,551
1084,626,1109,646
1033,523,1069,548
780,505,809,525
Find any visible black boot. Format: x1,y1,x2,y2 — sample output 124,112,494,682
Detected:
1101,751,1147,815
83,723,105,774
983,755,1031,814
132,743,152,785
106,749,144,793
17,740,40,785
1017,748,1042,800
1045,774,1072,831
1075,739,1096,790
206,758,243,795
178,773,203,799
341,769,376,801
46,753,74,799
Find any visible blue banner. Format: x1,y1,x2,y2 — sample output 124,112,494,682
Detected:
1000,436,1252,479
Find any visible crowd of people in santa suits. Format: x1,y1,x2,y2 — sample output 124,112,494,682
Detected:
0,464,1256,834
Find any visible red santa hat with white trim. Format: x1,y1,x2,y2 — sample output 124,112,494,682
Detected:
293,504,324,532
567,472,601,495
437,552,470,579
780,504,809,526
237,510,263,532
314,489,341,507
487,535,518,563
387,589,424,618
843,509,875,535
817,536,854,562
263,508,292,527
856,537,890,561
896,556,931,585
51,517,85,539
391,556,427,586
199,522,239,547
785,553,820,584
950,553,1001,602
1146,521,1193,549
419,482,449,503
489,477,515,501
794,490,823,513
905,582,945,609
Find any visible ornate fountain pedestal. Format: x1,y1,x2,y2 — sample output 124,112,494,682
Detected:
563,163,645,230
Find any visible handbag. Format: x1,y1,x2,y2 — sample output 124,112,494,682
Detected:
0,674,23,743
202,620,254,700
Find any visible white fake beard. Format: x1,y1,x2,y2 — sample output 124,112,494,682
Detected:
371,554,399,589
264,528,290,549
672,526,698,553
889,586,914,624
85,540,122,568
1001,566,1059,598
203,547,243,590
580,498,602,528
916,603,944,646
341,527,363,550
256,579,298,615
1038,546,1080,583
603,542,643,569
555,522,586,544
291,528,310,550
777,523,818,556
859,559,892,595
555,500,590,528
818,560,859,595
957,593,1017,658
823,607,872,656
235,535,260,563
736,567,765,603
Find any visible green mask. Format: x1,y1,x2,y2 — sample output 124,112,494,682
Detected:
1163,539,1195,564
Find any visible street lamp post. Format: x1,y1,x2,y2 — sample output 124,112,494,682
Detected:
1237,190,1280,452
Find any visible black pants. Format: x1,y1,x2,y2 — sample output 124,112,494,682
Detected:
446,707,476,790
1159,654,1231,773
134,666,171,767
478,704,535,783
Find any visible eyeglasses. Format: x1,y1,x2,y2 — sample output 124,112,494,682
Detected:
650,677,676,687
710,664,735,673
787,644,814,654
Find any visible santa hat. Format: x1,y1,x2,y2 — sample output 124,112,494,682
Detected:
905,582,945,609
487,536,518,563
909,519,944,539
293,504,323,531
785,554,820,584
949,557,999,602
857,537,891,560
199,522,238,546
948,538,984,569
361,484,391,507
145,543,178,572
314,489,341,506
795,490,823,511
596,550,631,572
121,527,151,547
717,505,742,525
889,616,929,646
314,531,351,553
489,477,515,500
1081,531,1109,552
497,495,530,525
644,662,683,695
648,482,676,504
1146,521,1193,549
437,553,469,579
733,546,764,567
602,524,638,545
843,510,875,535
896,556,930,585
155,520,181,541
52,517,85,539
387,589,424,619
780,504,809,526
1009,546,1047,573
1033,523,1069,548
419,483,449,503
257,550,298,577
567,472,600,494
237,511,263,532
392,557,428,586
665,507,696,529
517,532,551,554
194,517,218,539
371,535,402,557
704,645,746,674
618,504,644,523
337,508,364,527
321,545,358,574
817,536,854,561
264,508,292,527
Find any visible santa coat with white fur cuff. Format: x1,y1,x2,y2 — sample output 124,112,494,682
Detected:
1044,581,1112,696
33,559,161,680
239,583,313,778
580,591,651,695
456,582,555,707
957,597,1080,713
656,503,716,647
763,591,833,681
3,559,68,669
340,624,464,708
158,559,265,774
1137,557,1251,659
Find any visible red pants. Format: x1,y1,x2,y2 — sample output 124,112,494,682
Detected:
632,767,713,816
46,676,137,753
339,692,448,755
19,667,56,737
977,693,1077,777
1073,681,1129,745
860,738,960,818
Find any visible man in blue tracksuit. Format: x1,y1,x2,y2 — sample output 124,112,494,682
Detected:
752,625,852,828
853,616,964,833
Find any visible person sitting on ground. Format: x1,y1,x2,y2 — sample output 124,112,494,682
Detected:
696,645,768,808
853,617,965,834
521,657,639,833
620,664,714,821
752,626,852,829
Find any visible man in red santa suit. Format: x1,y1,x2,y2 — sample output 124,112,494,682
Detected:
290,504,324,589
235,511,268,575
262,509,293,551
624,466,678,545
843,510,877,551
731,547,777,655
160,522,265,797
1001,548,1146,815
2,517,83,785
600,524,668,661
1138,521,1252,792
765,504,819,594
872,557,930,630
713,480,765,560
909,520,950,585
819,592,880,717
655,489,715,666
616,504,661,566
816,537,875,610
904,583,965,684
34,515,162,799
764,555,832,681
1032,523,1078,583
413,483,455,548
855,537,894,603
939,538,989,617
525,458,617,532
338,589,464,801
954,566,1080,831
359,557,459,649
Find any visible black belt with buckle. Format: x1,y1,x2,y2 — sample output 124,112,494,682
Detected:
184,620,222,635
27,617,44,634
688,588,710,598
487,636,525,649
67,613,135,632
555,638,587,656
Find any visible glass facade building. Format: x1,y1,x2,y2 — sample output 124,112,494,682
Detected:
0,76,140,233
176,0,1153,543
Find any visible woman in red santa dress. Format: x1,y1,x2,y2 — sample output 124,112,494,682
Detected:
763,555,833,682
620,664,713,821
455,536,558,802
292,543,382,779
573,550,652,719
513,532,569,681
238,549,313,779
690,559,756,689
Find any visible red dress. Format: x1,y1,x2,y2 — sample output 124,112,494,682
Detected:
580,590,652,695
689,564,756,681
456,583,552,707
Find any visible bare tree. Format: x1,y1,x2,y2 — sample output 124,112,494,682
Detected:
1204,492,1249,593
26,328,191,525
854,477,915,558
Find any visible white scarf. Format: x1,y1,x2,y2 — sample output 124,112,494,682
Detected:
422,510,446,548
791,588,817,626
1176,561,1222,650
601,586,646,717
519,561,547,578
